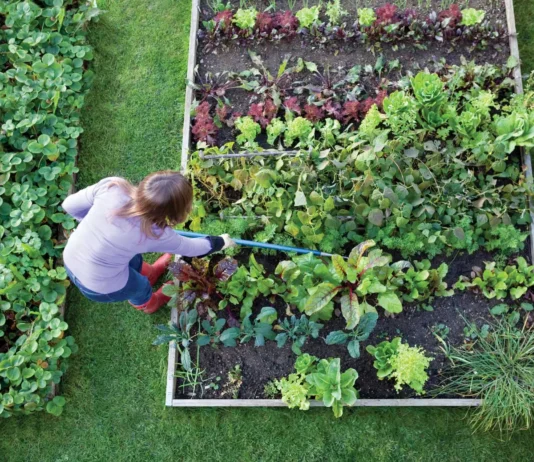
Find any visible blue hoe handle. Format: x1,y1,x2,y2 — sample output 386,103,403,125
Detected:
175,230,334,257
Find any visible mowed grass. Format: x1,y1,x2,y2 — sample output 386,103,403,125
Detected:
2,0,534,461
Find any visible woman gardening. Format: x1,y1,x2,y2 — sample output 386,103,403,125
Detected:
62,171,235,314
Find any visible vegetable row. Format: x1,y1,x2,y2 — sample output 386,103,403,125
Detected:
201,3,506,50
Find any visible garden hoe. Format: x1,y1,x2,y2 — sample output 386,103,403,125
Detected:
175,230,336,257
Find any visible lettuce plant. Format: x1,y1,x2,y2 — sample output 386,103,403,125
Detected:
367,338,432,394
325,0,347,25
306,358,359,417
366,337,400,378
296,6,320,28
460,8,485,26
284,116,313,146
357,8,376,27
273,10,299,35
192,101,218,145
235,116,261,149
275,373,310,410
275,356,358,417
455,258,534,300
233,7,258,31
266,118,286,145
389,343,432,393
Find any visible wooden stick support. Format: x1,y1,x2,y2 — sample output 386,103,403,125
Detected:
180,0,200,174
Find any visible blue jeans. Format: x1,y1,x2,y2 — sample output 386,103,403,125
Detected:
65,254,152,306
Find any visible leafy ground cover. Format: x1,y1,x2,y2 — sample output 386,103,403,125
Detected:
3,0,534,460
0,0,98,418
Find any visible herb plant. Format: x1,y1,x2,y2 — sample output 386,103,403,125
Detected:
154,310,200,372
438,320,534,435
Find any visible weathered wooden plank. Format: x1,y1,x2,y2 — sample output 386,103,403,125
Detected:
180,0,200,174
165,308,180,406
505,0,534,262
170,399,481,407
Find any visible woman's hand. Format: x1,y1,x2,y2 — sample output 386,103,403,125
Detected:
220,234,237,249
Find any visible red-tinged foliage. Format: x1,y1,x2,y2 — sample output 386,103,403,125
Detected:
192,101,217,144
438,4,462,27
283,96,302,114
214,10,234,29
375,90,387,108
248,98,279,127
169,257,238,308
264,98,278,120
324,100,343,121
274,11,299,34
401,9,417,23
215,104,230,121
304,104,325,122
256,12,275,34
359,98,375,115
342,100,360,123
376,3,398,24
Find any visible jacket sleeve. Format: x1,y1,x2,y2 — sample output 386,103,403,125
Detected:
61,177,115,221
147,228,224,257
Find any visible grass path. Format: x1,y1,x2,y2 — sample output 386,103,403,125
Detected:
2,0,534,460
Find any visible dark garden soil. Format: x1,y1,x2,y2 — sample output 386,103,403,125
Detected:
175,246,530,400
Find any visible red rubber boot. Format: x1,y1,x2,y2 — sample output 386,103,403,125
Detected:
140,253,172,286
130,285,171,314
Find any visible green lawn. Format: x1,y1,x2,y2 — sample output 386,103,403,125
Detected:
2,1,534,461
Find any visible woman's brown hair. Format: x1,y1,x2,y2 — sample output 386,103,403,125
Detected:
110,171,193,238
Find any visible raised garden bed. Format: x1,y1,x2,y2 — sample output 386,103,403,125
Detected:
165,0,534,418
